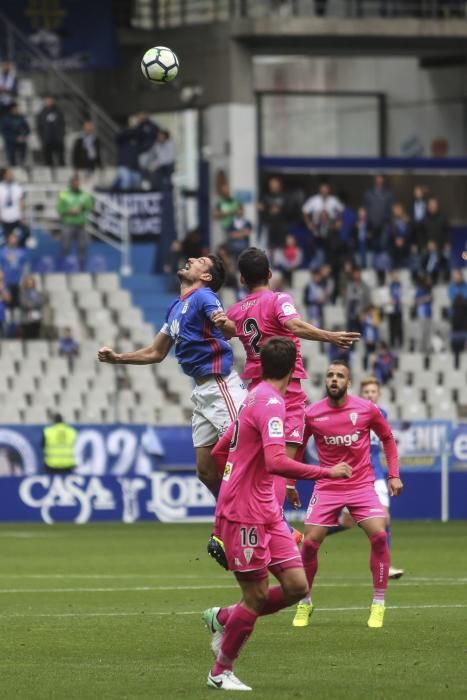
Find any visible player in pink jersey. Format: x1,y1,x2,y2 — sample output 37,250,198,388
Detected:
203,338,352,691
212,247,359,515
290,359,403,630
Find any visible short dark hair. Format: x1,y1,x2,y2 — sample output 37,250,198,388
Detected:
53,413,63,423
328,359,351,376
238,247,270,288
206,254,225,292
261,337,297,380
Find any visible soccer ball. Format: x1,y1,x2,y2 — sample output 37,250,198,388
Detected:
141,46,179,83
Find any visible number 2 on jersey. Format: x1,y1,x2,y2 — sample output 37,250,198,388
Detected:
243,317,262,355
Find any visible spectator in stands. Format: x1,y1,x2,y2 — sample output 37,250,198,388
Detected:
0,269,11,337
58,326,79,369
72,119,102,175
413,274,433,352
450,294,467,368
303,268,326,327
213,183,241,233
387,269,403,348
302,181,343,228
363,174,393,241
448,269,467,303
337,191,357,246
351,206,373,269
114,115,142,190
225,204,252,258
344,265,371,333
19,274,43,339
389,203,411,269
56,174,93,271
36,95,65,167
2,102,30,166
217,244,239,291
360,304,380,369
419,197,450,281
42,414,77,474
0,61,17,118
139,129,175,190
167,227,206,277
323,211,351,295
258,176,290,253
372,341,395,385
410,184,427,245
271,233,303,287
136,111,159,155
0,168,29,245
0,230,28,309
420,239,444,284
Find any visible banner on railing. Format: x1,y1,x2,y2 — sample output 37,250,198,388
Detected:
0,473,215,523
4,0,118,70
93,191,164,238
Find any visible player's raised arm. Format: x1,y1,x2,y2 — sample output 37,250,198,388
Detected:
97,330,173,365
369,404,403,496
284,317,360,349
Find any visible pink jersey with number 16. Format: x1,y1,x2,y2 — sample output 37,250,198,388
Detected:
227,289,307,380
215,382,289,525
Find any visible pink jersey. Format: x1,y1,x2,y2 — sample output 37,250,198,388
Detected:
215,382,288,525
304,394,399,491
227,289,307,380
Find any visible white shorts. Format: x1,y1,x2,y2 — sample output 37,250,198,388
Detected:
374,478,390,509
191,370,246,448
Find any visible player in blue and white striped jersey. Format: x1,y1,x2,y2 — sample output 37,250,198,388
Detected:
98,255,246,497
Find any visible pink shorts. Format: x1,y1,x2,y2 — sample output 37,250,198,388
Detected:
249,377,307,444
304,484,386,527
216,516,302,575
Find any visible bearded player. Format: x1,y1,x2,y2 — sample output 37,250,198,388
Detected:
291,360,403,629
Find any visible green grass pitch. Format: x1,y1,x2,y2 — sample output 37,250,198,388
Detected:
0,521,465,699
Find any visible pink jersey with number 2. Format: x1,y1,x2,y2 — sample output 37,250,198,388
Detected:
215,382,289,525
227,289,307,380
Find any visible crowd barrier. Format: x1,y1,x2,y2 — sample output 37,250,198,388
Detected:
0,422,466,523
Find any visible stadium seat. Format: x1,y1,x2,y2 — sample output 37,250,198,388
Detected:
23,406,49,423
69,273,94,292
155,404,184,425
398,402,429,421
1,341,25,360
31,167,53,184
43,274,68,293
429,400,458,420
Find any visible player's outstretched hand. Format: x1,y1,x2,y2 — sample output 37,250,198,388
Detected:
211,310,228,328
286,486,301,510
97,346,120,364
330,331,361,349
330,462,352,479
388,477,403,496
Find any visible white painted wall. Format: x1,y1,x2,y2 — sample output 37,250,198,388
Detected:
254,56,467,156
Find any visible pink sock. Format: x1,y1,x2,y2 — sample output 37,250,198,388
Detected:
217,605,235,626
212,604,257,676
217,586,287,628
369,531,390,603
301,539,321,589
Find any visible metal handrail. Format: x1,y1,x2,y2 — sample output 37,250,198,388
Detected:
150,0,467,26
0,10,118,161
24,183,132,276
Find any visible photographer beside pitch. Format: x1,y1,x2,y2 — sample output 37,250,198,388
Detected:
291,360,403,629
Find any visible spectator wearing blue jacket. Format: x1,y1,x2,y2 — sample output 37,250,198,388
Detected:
0,230,27,308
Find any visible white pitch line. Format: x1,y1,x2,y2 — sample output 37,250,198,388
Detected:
0,573,464,582
0,603,466,620
0,579,466,594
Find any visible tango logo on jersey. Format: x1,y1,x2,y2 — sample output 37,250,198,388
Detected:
323,431,360,446
266,397,281,406
281,302,296,316
170,318,180,340
268,418,284,438
349,412,358,426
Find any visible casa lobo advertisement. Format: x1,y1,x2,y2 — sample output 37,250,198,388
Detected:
0,422,466,523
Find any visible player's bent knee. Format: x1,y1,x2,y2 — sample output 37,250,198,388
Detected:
369,530,388,553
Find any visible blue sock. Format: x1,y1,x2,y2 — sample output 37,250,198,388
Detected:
385,524,392,549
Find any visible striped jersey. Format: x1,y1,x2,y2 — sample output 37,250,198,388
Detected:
160,287,233,379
